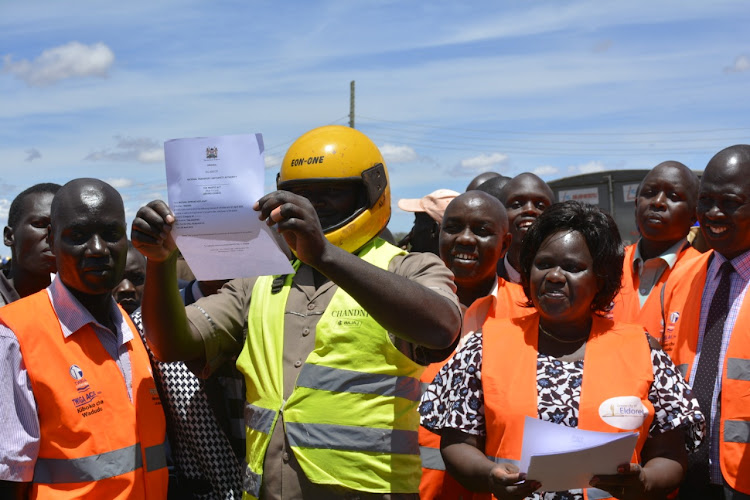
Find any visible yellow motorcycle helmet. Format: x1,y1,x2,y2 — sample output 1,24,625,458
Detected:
277,125,390,254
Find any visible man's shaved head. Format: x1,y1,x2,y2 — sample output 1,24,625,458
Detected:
51,179,125,229
466,171,501,192
698,144,750,259
475,175,511,201
445,191,509,234
50,178,128,298
638,161,699,210
498,173,554,205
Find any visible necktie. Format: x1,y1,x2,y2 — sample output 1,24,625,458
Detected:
686,261,734,484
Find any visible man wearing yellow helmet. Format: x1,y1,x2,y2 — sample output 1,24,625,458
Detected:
132,125,462,500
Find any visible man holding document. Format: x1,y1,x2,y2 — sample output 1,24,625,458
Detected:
421,201,704,500
133,125,462,499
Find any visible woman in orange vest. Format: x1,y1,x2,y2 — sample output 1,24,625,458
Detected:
421,201,705,500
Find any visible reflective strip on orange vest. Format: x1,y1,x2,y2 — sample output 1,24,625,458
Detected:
33,442,166,483
485,455,519,467
725,421,750,443
727,358,750,381
420,446,445,470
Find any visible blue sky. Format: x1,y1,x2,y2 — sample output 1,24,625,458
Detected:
1,0,749,245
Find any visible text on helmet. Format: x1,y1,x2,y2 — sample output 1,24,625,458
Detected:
290,156,325,166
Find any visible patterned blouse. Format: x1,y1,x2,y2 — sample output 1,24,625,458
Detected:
420,331,705,500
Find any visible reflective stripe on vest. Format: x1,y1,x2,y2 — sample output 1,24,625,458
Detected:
33,442,162,483
727,358,750,381
725,421,750,443
420,446,445,470
286,422,418,455
33,437,166,485
244,403,276,434
144,442,167,472
243,465,262,499
296,363,422,402
485,456,520,467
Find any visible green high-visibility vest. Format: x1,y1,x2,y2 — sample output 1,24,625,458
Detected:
237,238,425,498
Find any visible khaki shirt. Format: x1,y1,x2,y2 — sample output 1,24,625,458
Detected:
185,251,460,499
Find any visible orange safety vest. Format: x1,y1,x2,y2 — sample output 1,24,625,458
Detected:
419,279,529,500
0,290,168,499
479,313,655,500
609,242,701,337
660,250,750,495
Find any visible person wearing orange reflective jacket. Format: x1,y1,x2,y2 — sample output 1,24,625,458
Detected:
419,191,524,500
609,161,701,335
422,201,704,500
655,145,750,500
0,179,168,499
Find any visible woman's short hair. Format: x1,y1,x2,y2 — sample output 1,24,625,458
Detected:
519,200,623,314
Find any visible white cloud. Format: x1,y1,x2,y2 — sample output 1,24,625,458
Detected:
379,143,417,164
724,55,750,73
138,149,164,163
264,153,283,170
460,152,509,171
24,148,41,162
568,160,606,174
447,152,510,177
106,178,134,189
85,136,163,164
2,41,115,86
534,165,559,176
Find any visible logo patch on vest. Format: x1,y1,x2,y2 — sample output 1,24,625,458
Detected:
662,311,680,353
599,396,648,430
69,364,90,392
69,364,105,417
331,308,370,328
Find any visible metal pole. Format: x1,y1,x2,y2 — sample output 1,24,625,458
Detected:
349,80,355,128
604,174,616,217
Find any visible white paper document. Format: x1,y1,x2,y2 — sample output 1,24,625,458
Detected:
164,133,293,280
520,416,638,492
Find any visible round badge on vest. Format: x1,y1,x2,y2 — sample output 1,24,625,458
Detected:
598,396,649,430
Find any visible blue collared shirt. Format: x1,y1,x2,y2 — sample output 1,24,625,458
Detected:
0,275,135,482
690,248,750,485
